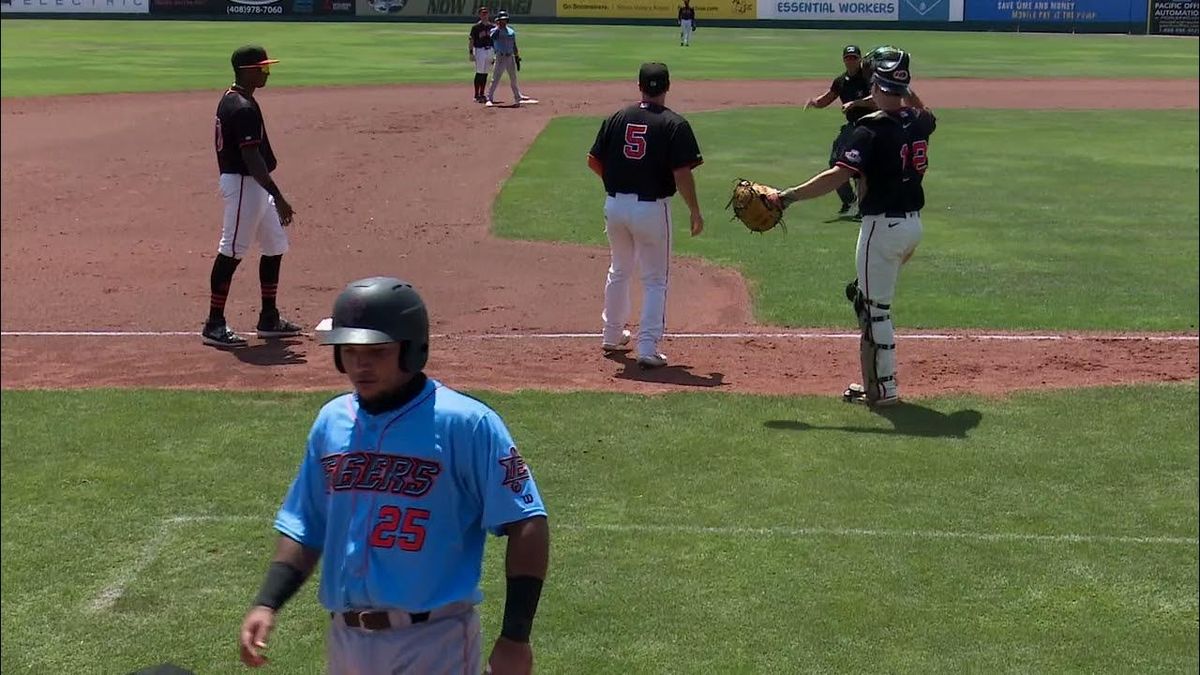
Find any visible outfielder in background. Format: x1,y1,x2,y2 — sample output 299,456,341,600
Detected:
486,11,537,107
204,45,301,349
678,0,696,46
803,44,872,217
468,6,494,103
587,63,705,369
769,51,935,407
238,276,550,674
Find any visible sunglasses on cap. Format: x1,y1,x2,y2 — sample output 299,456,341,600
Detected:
238,63,271,74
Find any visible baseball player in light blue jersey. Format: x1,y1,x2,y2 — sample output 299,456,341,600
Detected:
485,11,537,108
238,276,550,675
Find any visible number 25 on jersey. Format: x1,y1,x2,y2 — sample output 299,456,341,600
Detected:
368,505,429,551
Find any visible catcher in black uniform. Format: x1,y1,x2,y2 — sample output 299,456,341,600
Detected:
731,50,935,407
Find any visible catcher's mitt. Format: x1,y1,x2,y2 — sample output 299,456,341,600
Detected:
726,179,785,233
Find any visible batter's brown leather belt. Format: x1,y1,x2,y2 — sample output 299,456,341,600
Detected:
333,602,474,631
334,610,430,630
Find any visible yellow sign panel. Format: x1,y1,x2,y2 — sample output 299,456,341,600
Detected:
558,0,755,19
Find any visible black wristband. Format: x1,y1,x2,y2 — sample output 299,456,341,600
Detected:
253,561,306,611
500,575,543,643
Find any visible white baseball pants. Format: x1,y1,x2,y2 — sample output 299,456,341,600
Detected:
473,47,493,74
602,193,673,359
217,173,288,259
680,19,694,44
326,604,481,674
856,212,923,397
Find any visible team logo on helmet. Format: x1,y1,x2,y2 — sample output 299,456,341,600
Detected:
894,69,910,81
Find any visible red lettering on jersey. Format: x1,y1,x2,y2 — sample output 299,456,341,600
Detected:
623,123,648,160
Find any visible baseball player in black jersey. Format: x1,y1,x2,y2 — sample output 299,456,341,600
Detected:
803,44,872,216
678,0,696,46
203,45,300,349
770,51,935,406
468,7,494,103
587,63,704,369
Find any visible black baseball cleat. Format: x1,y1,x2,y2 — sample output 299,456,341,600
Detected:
256,312,302,339
838,201,855,215
202,322,248,349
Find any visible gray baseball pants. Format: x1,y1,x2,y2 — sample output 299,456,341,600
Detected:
326,603,482,674
487,54,523,104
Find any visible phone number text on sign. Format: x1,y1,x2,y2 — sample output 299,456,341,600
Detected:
228,0,282,11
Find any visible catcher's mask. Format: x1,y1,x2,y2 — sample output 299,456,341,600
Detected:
871,50,911,96
317,276,430,374
862,45,903,78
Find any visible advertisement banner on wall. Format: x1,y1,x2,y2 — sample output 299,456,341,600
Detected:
2,0,147,12
357,0,555,17
150,0,353,14
1148,0,1198,33
964,0,1143,22
758,0,896,20
557,0,754,19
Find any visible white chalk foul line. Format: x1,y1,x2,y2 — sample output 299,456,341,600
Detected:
87,519,182,613
87,514,1195,611
4,330,1197,342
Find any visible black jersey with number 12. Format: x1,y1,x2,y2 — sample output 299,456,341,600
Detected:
836,107,936,215
214,86,277,176
589,102,703,200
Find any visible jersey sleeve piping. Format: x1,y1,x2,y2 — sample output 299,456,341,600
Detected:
834,161,862,176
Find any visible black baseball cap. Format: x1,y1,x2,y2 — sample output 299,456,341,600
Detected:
872,50,911,94
639,62,670,96
231,45,279,70
842,45,862,59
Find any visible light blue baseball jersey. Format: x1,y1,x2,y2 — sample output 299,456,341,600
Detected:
489,25,518,55
274,377,547,612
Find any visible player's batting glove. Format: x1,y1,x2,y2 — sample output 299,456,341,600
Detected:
516,56,522,71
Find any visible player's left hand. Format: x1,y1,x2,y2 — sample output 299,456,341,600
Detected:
486,636,533,675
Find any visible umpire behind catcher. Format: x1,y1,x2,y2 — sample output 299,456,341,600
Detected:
238,276,550,674
803,44,871,216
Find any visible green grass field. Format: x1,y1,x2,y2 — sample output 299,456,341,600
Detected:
2,386,1197,674
1,20,1199,96
1,18,1197,675
496,108,1200,330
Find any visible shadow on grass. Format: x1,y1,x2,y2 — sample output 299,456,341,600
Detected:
765,402,983,439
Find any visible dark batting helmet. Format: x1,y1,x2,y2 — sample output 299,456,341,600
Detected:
318,276,429,374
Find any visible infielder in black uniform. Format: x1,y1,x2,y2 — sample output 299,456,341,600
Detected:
587,62,704,369
468,6,494,103
771,51,935,406
803,44,872,216
204,45,300,349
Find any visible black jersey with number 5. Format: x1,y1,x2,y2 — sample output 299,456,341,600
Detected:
214,86,277,176
836,107,936,215
588,102,703,201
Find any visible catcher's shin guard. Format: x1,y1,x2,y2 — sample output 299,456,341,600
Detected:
849,282,897,402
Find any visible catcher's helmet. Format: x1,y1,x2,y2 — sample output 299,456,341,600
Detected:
318,276,429,374
862,45,903,77
871,50,911,95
